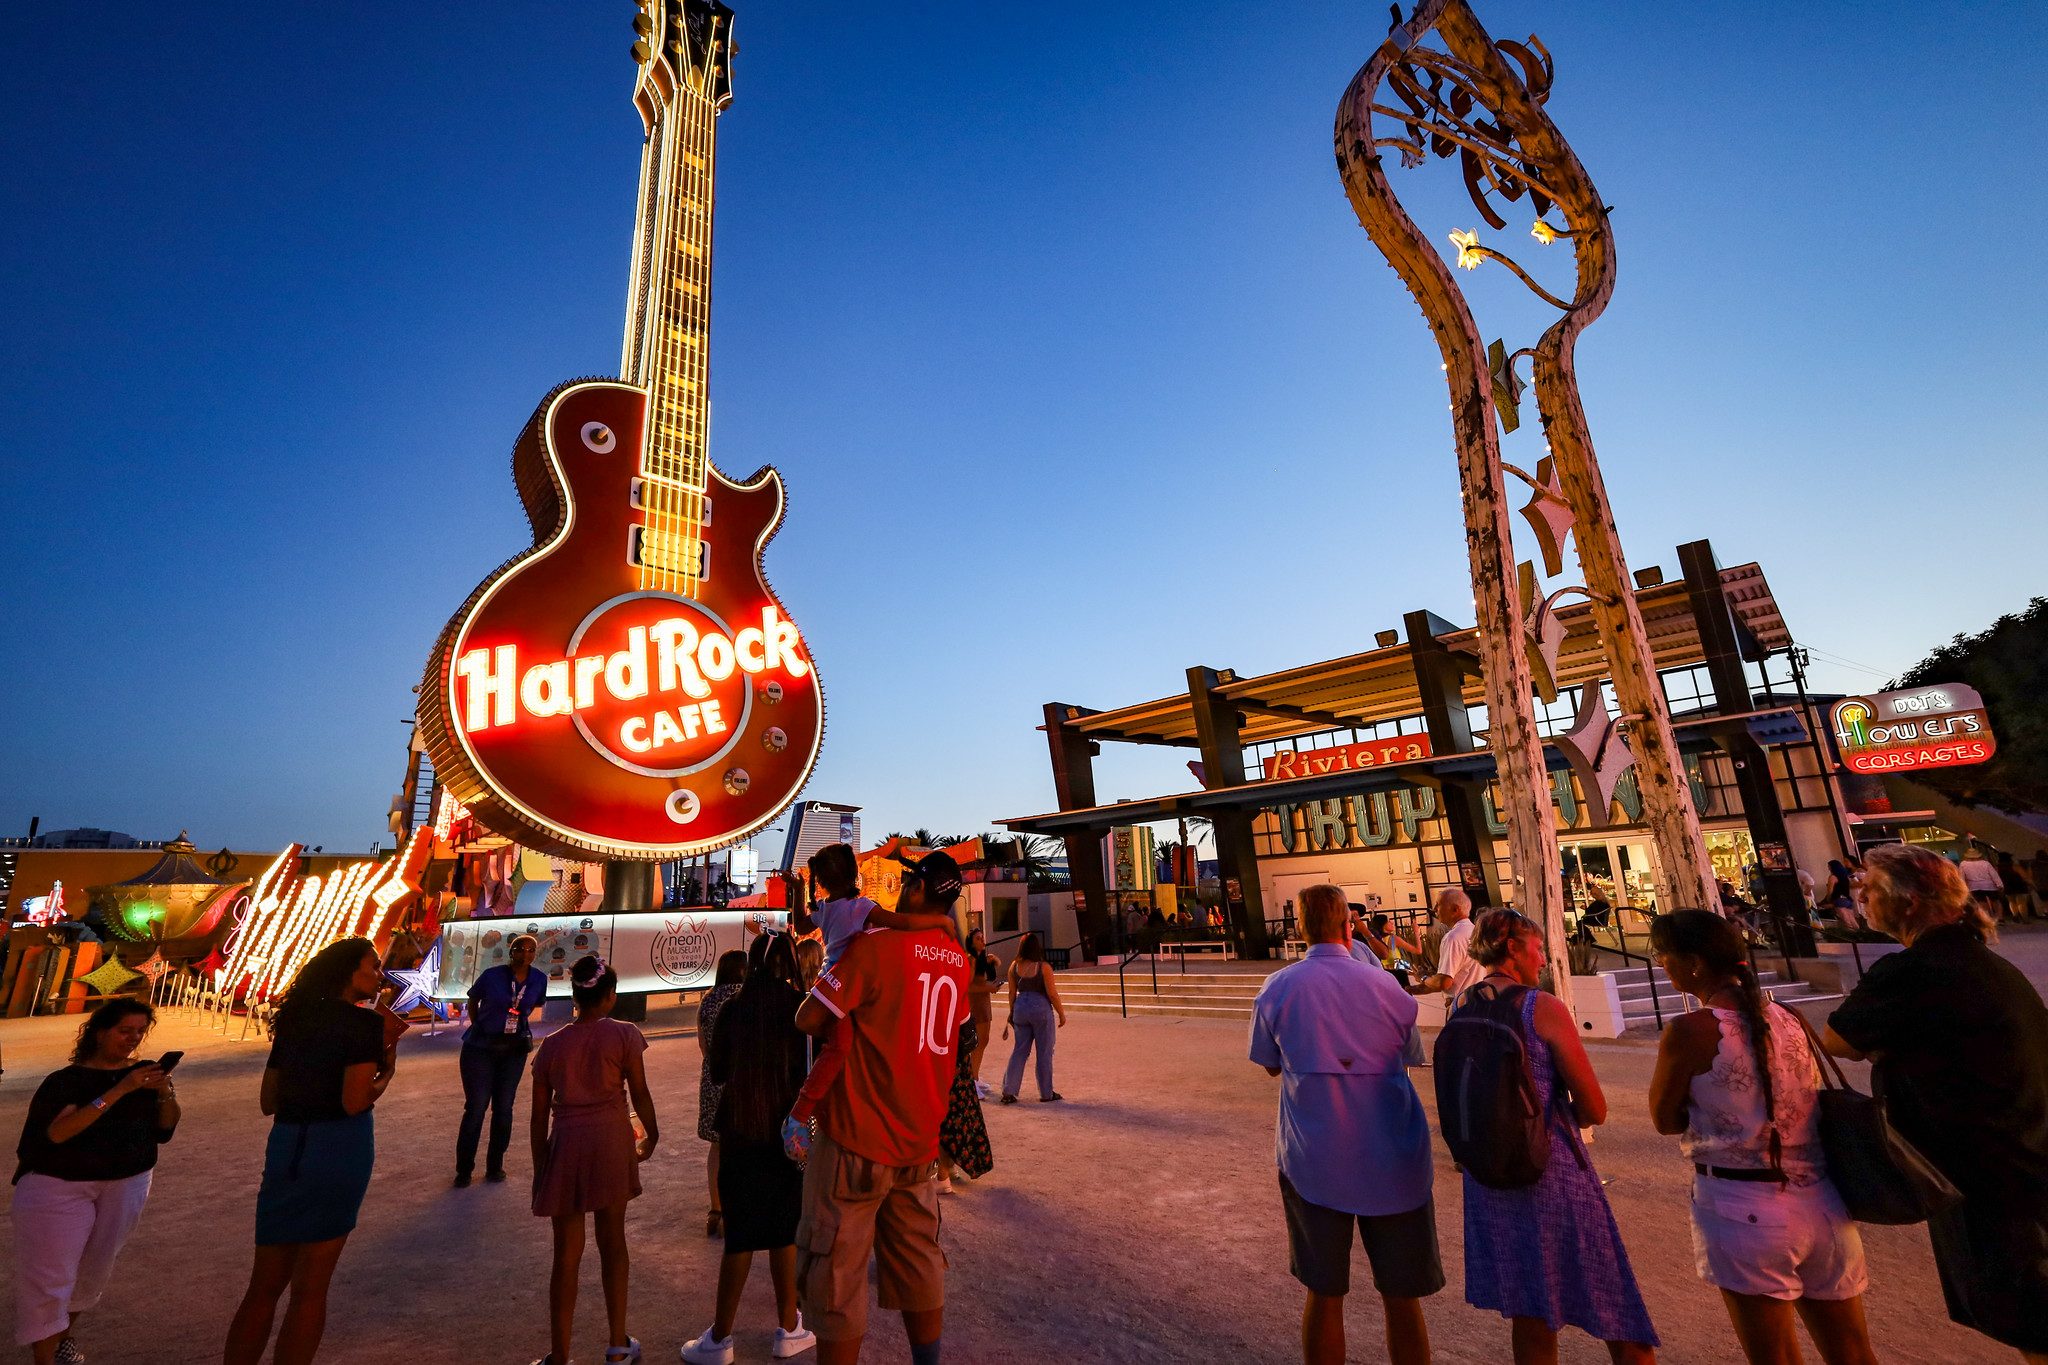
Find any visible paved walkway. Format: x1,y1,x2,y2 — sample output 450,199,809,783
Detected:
4,931,2041,1362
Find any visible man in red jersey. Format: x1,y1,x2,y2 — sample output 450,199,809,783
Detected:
793,855,969,1365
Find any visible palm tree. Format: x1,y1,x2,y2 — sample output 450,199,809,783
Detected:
1160,816,1211,888
1016,834,1067,889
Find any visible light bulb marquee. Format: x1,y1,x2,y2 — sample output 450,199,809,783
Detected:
214,828,430,1005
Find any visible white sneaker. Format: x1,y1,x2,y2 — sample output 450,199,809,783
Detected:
772,1313,817,1359
679,1330,733,1365
974,1080,993,1099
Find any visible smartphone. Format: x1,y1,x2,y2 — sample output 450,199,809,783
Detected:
155,1051,185,1073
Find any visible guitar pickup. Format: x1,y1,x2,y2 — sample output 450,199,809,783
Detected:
629,525,709,581
629,480,711,527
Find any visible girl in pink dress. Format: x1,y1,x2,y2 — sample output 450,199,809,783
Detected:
528,957,659,1365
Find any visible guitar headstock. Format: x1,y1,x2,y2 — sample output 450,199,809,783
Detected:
633,0,735,110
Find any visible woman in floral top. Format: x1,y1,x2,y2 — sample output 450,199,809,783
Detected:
694,949,747,1238
1648,910,1875,1365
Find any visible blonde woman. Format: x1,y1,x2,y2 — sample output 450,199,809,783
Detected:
1825,844,2048,1362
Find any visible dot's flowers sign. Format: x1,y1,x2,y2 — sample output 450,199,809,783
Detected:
1829,683,1996,775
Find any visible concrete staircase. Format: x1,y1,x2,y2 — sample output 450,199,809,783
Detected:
1606,964,1840,1030
1055,962,1841,1029
1058,968,1271,1020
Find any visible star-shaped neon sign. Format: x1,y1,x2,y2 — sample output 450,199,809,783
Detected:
384,942,448,1019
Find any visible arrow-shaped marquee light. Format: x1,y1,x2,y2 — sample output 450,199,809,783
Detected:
214,827,434,1007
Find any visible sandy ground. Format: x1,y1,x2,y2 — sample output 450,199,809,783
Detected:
5,935,2043,1364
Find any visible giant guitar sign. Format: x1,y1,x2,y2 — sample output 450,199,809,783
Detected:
417,0,823,861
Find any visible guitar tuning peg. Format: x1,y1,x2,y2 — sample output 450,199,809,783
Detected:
631,38,650,63
633,13,652,35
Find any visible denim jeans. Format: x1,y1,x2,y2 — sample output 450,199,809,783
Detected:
456,1042,528,1175
1003,992,1057,1100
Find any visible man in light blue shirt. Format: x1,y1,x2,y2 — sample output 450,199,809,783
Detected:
1250,883,1441,1365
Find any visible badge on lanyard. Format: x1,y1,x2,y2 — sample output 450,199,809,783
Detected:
504,975,523,1034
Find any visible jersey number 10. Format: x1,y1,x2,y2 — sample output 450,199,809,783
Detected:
915,972,959,1056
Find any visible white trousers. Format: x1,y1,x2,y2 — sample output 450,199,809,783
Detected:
10,1170,153,1345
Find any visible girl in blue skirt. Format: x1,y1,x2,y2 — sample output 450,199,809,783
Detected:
224,937,402,1365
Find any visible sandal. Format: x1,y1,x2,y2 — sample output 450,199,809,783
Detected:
603,1338,641,1363
705,1209,722,1237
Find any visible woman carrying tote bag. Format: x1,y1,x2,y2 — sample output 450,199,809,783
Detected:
1823,844,2048,1362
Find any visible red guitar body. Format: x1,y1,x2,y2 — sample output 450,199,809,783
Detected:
417,378,823,861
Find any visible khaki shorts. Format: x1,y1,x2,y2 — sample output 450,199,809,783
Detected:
796,1130,946,1342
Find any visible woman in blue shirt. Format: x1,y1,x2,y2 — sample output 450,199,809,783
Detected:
455,934,545,1186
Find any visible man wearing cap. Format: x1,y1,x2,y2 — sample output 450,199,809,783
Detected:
789,855,969,1365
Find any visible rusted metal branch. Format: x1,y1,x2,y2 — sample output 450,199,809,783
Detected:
1338,0,1721,1002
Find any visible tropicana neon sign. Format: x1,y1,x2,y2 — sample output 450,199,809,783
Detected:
454,605,810,737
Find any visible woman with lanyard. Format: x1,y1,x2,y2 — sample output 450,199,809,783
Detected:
224,937,404,1365
12,999,180,1365
455,933,546,1187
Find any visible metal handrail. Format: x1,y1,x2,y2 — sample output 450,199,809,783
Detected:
1113,941,1158,1018
1612,909,1667,1028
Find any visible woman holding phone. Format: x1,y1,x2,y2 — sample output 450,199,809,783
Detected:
11,998,180,1365
224,937,402,1365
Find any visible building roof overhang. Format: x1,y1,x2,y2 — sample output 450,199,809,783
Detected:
1046,562,1788,750
1002,706,1806,836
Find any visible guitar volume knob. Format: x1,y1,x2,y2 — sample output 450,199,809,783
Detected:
759,680,783,705
723,768,751,796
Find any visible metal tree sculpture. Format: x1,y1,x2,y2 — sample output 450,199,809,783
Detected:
1336,0,1718,992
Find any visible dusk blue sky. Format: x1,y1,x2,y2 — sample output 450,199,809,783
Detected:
4,2,2044,857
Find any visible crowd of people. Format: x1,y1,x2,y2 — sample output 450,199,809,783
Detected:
1253,847,2048,1364
13,838,2048,1363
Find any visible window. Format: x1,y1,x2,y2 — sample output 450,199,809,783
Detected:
989,896,1021,934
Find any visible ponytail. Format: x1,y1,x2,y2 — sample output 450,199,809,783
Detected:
1652,908,1784,1180
1730,959,1783,1180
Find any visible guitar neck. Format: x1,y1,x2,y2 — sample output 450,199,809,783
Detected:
620,5,732,595
625,80,721,493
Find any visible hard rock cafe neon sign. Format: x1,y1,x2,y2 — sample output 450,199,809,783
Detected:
453,604,809,768
414,3,824,864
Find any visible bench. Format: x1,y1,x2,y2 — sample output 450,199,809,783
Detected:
1161,939,1236,962
1283,939,1309,961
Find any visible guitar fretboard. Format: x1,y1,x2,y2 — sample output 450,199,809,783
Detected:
623,41,726,596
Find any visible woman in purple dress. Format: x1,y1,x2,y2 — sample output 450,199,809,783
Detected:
527,956,658,1365
1458,909,1658,1363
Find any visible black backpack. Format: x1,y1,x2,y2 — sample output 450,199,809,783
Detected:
1432,982,1550,1188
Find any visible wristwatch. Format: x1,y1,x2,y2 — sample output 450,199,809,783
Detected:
89,1097,108,1111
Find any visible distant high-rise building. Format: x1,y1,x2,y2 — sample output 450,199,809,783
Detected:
780,802,861,872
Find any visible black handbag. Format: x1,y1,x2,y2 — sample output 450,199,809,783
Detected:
1792,1010,1961,1225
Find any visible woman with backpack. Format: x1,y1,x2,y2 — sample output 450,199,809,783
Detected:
1447,909,1658,1363
1646,910,1876,1365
